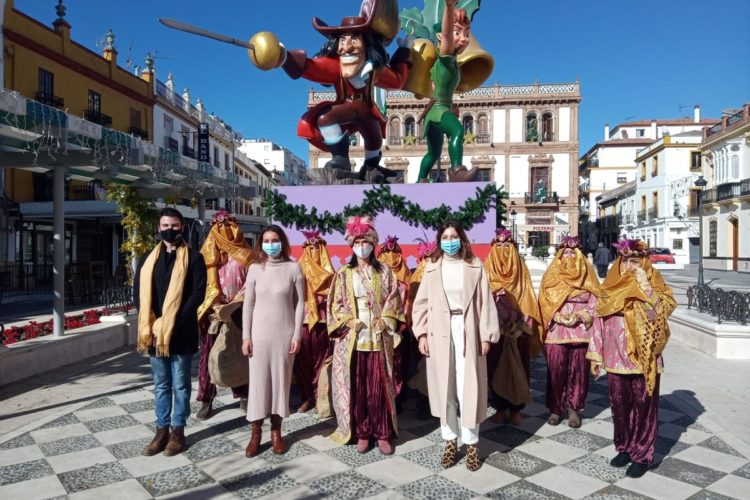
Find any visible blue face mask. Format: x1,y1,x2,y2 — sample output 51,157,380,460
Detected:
441,239,461,256
262,242,282,257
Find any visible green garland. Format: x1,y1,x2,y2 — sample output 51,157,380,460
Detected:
265,183,507,234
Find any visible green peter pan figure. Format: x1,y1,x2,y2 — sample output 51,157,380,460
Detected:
416,0,478,183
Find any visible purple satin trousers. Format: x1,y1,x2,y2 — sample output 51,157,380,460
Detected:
609,373,660,464
351,350,393,440
293,323,333,403
544,343,590,415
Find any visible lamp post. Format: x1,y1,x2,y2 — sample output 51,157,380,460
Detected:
694,175,707,286
510,209,517,241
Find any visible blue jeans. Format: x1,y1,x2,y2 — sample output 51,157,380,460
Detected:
150,354,192,428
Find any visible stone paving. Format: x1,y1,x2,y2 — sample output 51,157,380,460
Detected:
1,352,749,500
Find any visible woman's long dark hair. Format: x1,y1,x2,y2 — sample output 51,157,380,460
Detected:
315,32,388,71
255,225,292,264
430,220,475,263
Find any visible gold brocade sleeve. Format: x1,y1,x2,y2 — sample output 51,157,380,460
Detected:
326,268,356,336
299,245,335,327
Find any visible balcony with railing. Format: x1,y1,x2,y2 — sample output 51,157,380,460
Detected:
476,134,491,144
742,179,750,197
33,182,100,202
717,181,741,202
84,109,112,127
166,137,179,153
701,188,716,204
128,126,148,140
525,191,559,206
622,213,636,226
388,136,403,146
35,92,64,109
579,180,591,193
637,209,648,223
182,144,195,158
704,104,750,141
601,215,621,229
688,206,701,217
648,207,658,220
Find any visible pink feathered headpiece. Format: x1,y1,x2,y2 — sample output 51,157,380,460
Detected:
417,240,437,260
301,230,326,247
379,235,401,253
559,235,583,250
613,239,649,258
491,228,516,245
211,210,234,225
344,216,379,247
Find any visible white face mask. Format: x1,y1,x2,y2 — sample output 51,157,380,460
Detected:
353,244,373,259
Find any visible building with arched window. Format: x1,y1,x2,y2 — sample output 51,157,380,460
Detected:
307,81,582,245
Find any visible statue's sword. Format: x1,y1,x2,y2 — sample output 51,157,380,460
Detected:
159,18,254,50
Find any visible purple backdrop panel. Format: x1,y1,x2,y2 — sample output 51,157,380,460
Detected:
274,181,497,245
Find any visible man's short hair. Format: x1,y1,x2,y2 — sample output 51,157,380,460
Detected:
158,207,185,225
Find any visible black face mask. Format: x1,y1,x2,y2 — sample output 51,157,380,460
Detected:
160,228,183,243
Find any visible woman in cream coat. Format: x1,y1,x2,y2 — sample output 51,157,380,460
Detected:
412,221,500,471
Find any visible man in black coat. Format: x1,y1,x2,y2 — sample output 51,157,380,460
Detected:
134,207,206,456
593,242,611,279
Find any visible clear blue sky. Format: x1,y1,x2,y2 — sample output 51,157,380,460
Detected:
15,0,750,161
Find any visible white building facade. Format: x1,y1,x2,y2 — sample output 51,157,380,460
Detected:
700,103,750,273
579,107,719,250
239,139,308,186
234,150,276,246
308,82,582,249
625,133,705,265
151,71,259,241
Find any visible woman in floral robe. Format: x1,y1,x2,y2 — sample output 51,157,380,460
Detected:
327,217,404,455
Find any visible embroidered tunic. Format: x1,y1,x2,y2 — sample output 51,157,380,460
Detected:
544,292,597,344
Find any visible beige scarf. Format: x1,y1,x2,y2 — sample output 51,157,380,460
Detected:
137,244,189,356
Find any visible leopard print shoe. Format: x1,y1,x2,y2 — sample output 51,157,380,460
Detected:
466,444,481,471
441,439,458,468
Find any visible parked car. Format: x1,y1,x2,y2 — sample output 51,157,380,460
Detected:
649,247,676,264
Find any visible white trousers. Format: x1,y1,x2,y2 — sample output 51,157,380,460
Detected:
440,315,480,444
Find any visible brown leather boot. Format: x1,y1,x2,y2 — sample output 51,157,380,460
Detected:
270,414,285,455
245,420,263,458
163,427,185,456
196,401,213,420
142,426,170,456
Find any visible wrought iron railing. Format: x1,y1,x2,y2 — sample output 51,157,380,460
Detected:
702,187,717,204
128,126,149,140
524,191,559,205
100,286,135,315
686,285,750,325
742,179,750,197
84,109,113,127
35,92,64,108
717,181,741,202
0,263,53,298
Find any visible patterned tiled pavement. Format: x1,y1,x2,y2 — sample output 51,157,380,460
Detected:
1,356,749,500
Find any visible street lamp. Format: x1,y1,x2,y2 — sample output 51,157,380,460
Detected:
694,175,708,286
510,209,517,241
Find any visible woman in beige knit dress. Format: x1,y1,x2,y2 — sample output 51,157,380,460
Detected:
242,225,305,457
